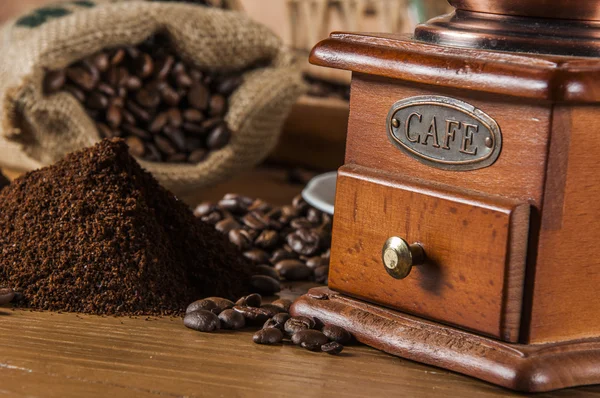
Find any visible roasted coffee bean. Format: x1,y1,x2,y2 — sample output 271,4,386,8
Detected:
271,298,293,312
274,259,312,281
106,104,122,128
284,316,314,336
253,327,283,345
270,248,297,263
229,229,252,250
204,297,235,312
125,136,145,157
235,293,262,308
242,212,269,230
154,135,177,156
186,299,217,314
321,341,344,355
209,94,226,116
67,67,97,91
218,308,246,329
0,287,15,305
206,124,231,150
291,330,329,351
290,218,314,229
183,108,205,122
184,310,220,332
188,83,210,110
193,201,216,217
215,218,240,234
287,228,321,256
263,312,291,331
232,305,273,324
188,149,208,163
244,249,270,264
44,70,66,93
254,264,280,280
322,324,352,344
260,304,286,316
201,211,222,225
250,275,281,295
254,230,278,249
305,256,324,269
217,75,242,95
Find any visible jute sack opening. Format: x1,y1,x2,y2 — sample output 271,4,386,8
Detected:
0,0,305,194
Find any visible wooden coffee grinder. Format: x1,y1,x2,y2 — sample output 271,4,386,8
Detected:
290,0,600,392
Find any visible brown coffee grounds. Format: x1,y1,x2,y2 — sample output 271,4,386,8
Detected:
0,139,253,315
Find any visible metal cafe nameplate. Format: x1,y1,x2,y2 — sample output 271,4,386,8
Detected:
386,96,502,171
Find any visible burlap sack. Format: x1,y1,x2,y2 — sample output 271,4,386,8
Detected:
0,0,305,194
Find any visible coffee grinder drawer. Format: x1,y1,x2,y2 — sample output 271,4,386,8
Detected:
329,164,530,342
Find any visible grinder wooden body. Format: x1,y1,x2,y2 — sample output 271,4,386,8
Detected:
291,0,600,392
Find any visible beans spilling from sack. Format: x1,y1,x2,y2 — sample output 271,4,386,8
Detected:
43,33,244,164
194,194,332,290
184,293,352,355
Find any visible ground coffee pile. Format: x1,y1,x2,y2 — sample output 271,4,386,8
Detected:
0,139,253,315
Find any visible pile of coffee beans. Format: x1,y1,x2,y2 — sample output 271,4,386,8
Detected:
43,32,243,164
0,139,256,315
184,293,352,355
303,74,350,101
194,193,332,289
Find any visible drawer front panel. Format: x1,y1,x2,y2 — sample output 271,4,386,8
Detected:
329,164,530,342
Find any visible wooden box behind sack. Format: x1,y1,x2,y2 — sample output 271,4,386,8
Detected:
291,0,600,392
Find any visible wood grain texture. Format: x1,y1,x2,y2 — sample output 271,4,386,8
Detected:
292,287,600,393
527,106,600,343
329,164,530,341
345,74,550,207
310,32,600,102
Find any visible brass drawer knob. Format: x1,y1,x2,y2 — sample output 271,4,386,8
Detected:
382,237,425,279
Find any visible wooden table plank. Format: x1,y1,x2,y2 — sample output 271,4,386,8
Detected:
1,306,600,397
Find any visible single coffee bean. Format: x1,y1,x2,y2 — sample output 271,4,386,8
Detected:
188,148,208,163
188,83,209,110
232,305,272,324
201,211,222,225
86,92,109,110
253,327,283,345
154,135,177,156
125,136,145,157
287,228,321,256
254,230,278,249
183,310,220,332
235,293,262,308
217,75,242,95
209,94,226,116
193,201,216,217
275,259,312,281
322,324,352,344
291,330,329,351
204,297,235,312
105,104,122,128
305,256,323,269
186,299,217,314
242,212,269,230
206,124,231,150
44,70,66,93
254,264,280,280
271,298,293,312
270,249,297,264
321,341,344,355
228,229,252,250
0,287,15,305
262,312,291,331
123,124,151,140
250,275,281,295
67,67,97,91
218,308,246,329
290,218,314,229
260,304,286,316
284,316,314,336
183,108,205,122
244,249,270,264
215,217,240,234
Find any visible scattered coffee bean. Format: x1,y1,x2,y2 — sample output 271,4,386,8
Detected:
275,259,312,281
250,275,281,295
270,298,293,312
218,308,246,330
0,287,15,305
263,312,291,331
235,293,261,308
322,324,352,344
186,299,217,314
253,327,283,345
254,264,280,280
292,329,329,351
321,341,344,355
260,304,286,316
244,249,270,264
43,32,243,163
232,305,273,324
204,297,235,313
284,316,315,336
184,310,221,332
